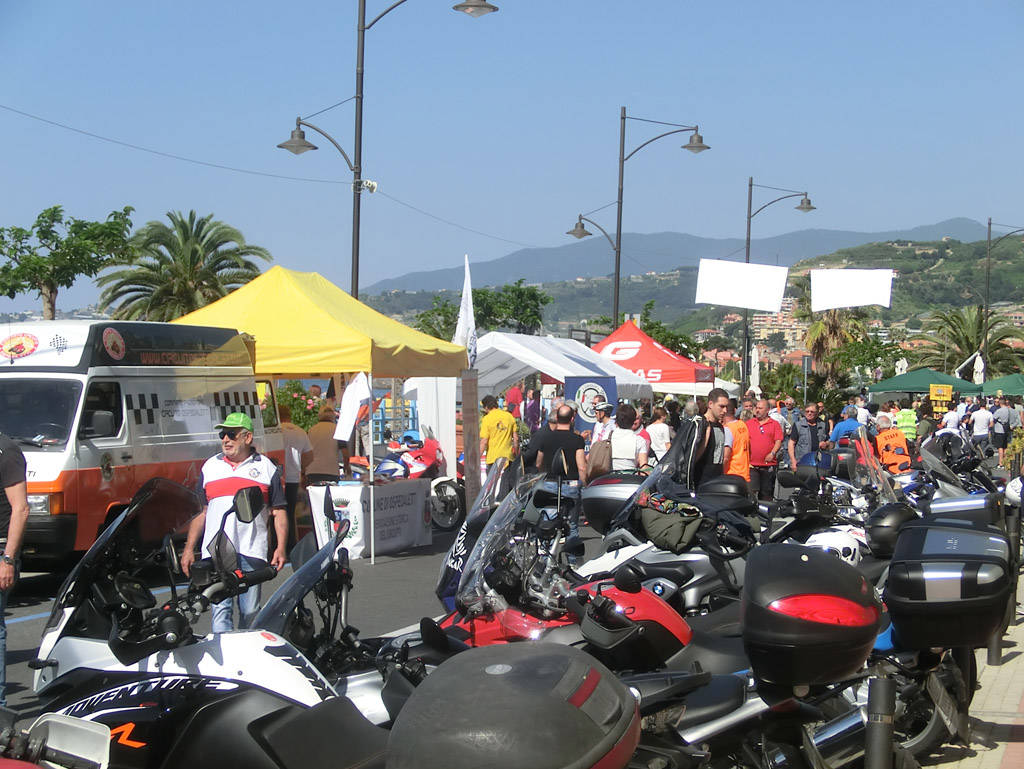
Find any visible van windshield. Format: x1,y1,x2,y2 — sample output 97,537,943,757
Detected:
0,379,82,448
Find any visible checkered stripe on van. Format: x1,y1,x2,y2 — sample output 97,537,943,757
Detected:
212,390,261,423
126,393,159,425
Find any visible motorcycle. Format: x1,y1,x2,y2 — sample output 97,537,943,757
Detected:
0,710,110,769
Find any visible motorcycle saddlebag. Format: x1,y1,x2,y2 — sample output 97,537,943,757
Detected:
884,517,1011,649
582,471,646,534
741,544,883,686
696,474,750,498
388,643,640,769
927,494,1004,527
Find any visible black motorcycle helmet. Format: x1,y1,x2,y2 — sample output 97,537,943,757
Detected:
865,502,917,557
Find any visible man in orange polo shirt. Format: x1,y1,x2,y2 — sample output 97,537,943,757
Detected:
723,401,751,483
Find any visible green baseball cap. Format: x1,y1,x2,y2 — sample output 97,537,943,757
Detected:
215,412,253,431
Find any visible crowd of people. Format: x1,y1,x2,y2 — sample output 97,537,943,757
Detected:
479,380,1024,509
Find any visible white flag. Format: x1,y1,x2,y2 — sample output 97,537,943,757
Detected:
451,254,477,368
335,372,371,442
810,269,893,313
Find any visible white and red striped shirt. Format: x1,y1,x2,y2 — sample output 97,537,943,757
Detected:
198,451,285,561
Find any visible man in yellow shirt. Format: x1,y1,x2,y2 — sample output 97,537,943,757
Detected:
480,394,518,468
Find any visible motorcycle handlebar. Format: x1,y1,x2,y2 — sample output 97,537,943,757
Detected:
240,566,278,587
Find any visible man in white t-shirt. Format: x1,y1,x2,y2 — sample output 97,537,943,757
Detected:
969,402,994,448
279,404,313,548
940,407,960,431
181,412,288,632
855,395,871,426
591,403,615,444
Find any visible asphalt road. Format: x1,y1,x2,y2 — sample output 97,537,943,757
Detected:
2,528,463,724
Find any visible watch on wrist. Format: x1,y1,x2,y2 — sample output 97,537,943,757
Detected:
0,554,14,566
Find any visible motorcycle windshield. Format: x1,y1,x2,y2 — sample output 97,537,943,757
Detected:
919,439,963,488
605,423,692,532
44,478,202,632
854,427,898,503
255,531,345,634
455,465,542,616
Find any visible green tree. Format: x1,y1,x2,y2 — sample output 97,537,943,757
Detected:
827,334,902,381
765,332,787,353
494,279,552,334
97,210,271,321
759,362,802,400
909,305,1024,376
638,300,702,358
414,295,459,339
0,205,134,319
790,275,869,389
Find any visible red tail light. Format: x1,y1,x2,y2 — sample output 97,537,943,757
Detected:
768,594,879,627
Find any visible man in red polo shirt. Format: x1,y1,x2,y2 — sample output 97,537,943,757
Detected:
746,399,783,501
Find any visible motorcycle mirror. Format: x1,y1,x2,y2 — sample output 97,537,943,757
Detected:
232,486,265,524
210,530,238,574
336,518,352,540
612,564,644,594
322,487,341,523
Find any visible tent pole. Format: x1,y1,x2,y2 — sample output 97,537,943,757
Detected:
369,368,375,565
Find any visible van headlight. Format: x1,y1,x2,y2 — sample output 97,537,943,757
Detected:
27,495,50,515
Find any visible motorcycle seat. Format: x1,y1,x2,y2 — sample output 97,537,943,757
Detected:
683,602,743,637
856,554,889,585
673,674,747,732
256,695,387,769
665,628,750,676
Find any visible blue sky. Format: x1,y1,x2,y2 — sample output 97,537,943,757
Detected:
1,1,1021,312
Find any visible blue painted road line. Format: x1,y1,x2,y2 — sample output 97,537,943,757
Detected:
6,584,190,626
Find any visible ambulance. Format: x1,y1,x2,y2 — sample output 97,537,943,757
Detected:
0,321,283,559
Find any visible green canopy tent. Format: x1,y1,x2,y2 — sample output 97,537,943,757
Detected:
867,367,982,395
982,373,1024,396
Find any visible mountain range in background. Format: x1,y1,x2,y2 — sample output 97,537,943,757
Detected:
363,218,988,294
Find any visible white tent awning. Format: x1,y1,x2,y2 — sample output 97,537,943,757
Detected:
466,332,654,400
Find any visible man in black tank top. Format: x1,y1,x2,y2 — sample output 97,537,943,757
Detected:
693,388,731,486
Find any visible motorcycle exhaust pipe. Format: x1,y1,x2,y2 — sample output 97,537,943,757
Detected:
765,708,867,769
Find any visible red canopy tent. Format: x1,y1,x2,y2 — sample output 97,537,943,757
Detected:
593,321,731,396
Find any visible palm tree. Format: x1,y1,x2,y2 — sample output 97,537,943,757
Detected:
910,305,1024,376
790,275,869,389
97,211,271,320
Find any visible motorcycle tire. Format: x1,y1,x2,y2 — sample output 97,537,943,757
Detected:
431,480,466,532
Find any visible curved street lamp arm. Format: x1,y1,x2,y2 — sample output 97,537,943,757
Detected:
990,226,1024,249
297,119,356,172
364,0,412,30
623,126,698,163
580,216,617,251
750,191,807,219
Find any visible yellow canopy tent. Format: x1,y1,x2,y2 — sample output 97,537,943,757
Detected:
172,266,466,377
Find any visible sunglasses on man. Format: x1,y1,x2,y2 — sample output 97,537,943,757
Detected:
219,429,246,440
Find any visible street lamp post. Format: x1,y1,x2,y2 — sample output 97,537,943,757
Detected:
741,178,815,393
984,217,1024,378
567,107,708,325
278,0,497,298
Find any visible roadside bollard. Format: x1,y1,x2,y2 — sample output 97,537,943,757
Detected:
865,675,895,769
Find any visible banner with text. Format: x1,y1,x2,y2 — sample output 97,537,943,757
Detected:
566,376,618,436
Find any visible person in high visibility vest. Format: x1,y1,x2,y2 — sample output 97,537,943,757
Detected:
875,414,913,474
895,398,918,449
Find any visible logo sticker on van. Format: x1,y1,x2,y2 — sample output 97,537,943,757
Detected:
103,327,126,360
0,333,38,360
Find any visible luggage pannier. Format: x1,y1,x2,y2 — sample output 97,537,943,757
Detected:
741,544,883,686
884,518,1011,649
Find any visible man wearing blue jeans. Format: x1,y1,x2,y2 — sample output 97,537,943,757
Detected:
181,413,288,633
0,435,28,705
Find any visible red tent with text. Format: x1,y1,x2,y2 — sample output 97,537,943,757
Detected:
592,320,730,396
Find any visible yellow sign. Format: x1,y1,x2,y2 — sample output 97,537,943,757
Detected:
929,384,953,402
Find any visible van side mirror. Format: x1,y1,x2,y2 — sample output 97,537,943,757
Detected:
232,486,266,524
80,410,116,439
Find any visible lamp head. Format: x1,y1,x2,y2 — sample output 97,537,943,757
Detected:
566,218,591,239
453,0,499,17
795,195,816,212
277,123,317,155
683,131,709,153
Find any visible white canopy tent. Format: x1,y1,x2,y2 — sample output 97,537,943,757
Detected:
461,332,654,401
651,378,742,398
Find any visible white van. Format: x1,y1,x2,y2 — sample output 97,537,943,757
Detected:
0,321,283,559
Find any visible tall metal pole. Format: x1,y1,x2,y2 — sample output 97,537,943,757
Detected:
984,216,991,379
612,106,626,326
351,0,367,299
742,176,753,393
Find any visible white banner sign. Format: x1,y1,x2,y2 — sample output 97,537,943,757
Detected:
694,259,788,312
307,479,431,559
810,269,893,312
